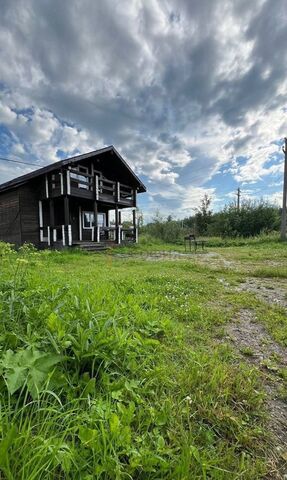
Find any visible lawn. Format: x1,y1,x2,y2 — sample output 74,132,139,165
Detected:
0,239,286,479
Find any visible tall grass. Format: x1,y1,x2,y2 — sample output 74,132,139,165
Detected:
0,243,273,478
137,232,282,248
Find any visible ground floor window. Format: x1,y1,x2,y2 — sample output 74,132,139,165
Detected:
82,211,106,229
82,211,93,229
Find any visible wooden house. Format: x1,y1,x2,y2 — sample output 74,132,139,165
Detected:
0,146,146,249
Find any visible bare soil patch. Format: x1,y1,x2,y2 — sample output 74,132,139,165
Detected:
114,251,195,261
227,309,287,366
225,309,287,478
115,251,237,268
237,278,287,309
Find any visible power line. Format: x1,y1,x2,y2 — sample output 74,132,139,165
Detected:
0,156,41,167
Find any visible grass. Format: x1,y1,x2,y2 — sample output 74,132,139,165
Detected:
0,239,286,478
130,232,283,250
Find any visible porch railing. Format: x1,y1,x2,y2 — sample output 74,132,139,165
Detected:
119,183,133,203
40,224,72,246
70,169,94,190
99,226,117,242
121,227,137,243
97,178,134,205
99,178,116,197
40,225,137,246
99,226,137,244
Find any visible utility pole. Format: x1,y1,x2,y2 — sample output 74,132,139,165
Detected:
236,187,241,211
280,137,287,240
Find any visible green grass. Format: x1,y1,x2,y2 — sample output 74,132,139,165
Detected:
131,232,283,250
0,240,286,478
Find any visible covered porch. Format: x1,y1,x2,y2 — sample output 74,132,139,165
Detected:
38,196,138,248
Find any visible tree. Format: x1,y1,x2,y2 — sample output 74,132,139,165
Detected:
208,200,280,237
195,194,212,235
137,209,144,229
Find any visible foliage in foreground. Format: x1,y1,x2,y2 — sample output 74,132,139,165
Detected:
0,245,277,478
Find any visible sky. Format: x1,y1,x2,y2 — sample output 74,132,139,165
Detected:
0,0,286,221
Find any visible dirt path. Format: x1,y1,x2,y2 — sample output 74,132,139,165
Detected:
236,278,287,309
117,249,287,474
224,278,287,478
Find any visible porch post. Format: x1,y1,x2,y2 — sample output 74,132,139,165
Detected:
64,196,71,246
133,189,138,244
115,205,120,244
95,175,99,200
45,175,49,198
116,181,120,202
60,169,64,195
39,200,44,242
118,210,122,244
93,201,99,242
79,206,82,241
66,169,71,195
133,188,137,207
67,225,72,246
49,199,55,247
133,208,138,243
62,225,66,246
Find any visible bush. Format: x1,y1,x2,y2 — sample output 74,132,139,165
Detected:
208,200,280,238
141,200,281,244
141,215,185,243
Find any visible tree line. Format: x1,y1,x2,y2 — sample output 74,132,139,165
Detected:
141,195,281,242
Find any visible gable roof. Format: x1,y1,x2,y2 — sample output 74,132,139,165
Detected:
0,145,146,193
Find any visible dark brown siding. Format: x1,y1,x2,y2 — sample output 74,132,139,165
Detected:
0,189,21,244
19,182,40,246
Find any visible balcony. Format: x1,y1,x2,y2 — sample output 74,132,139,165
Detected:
48,168,135,206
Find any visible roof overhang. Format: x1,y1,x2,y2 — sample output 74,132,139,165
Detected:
0,145,146,194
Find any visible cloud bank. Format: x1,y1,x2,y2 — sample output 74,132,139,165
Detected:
0,0,286,217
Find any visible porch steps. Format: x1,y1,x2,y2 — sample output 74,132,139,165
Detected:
73,242,109,252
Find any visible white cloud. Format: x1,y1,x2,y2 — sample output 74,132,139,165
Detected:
0,0,286,217
0,104,17,125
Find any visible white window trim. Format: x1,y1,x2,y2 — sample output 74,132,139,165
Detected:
82,211,106,229
82,211,94,229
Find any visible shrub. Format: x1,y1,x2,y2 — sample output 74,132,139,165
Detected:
141,200,281,244
208,200,280,238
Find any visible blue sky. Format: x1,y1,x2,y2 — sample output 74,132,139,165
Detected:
0,0,286,221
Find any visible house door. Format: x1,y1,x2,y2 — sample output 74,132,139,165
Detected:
81,211,106,241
